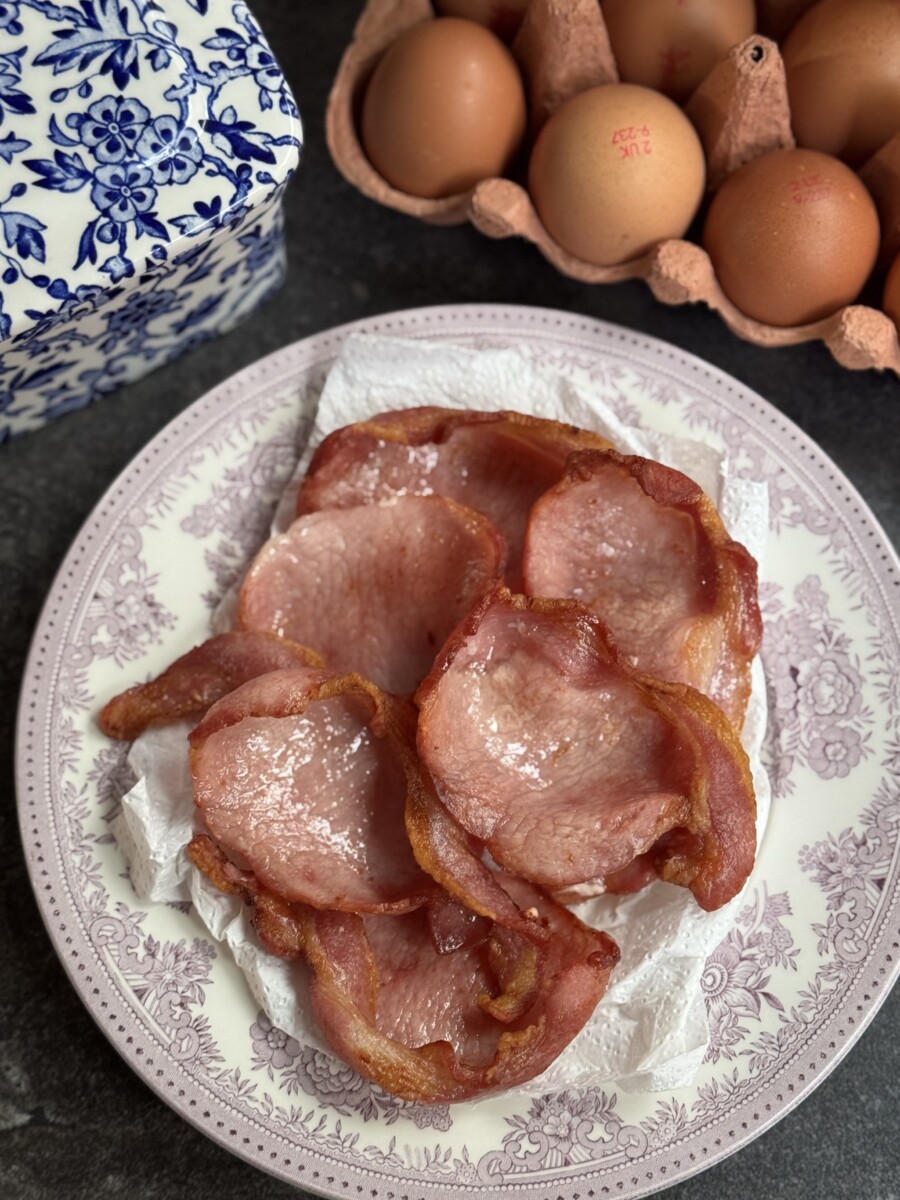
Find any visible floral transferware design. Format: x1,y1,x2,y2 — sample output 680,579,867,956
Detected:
0,0,301,437
181,418,305,608
479,1090,647,1180
761,576,875,795
92,905,223,1069
800,776,900,966
700,887,799,1066
248,1028,455,1133
16,309,900,1198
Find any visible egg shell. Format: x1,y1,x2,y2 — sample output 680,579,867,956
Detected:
528,84,706,267
703,148,880,326
782,0,900,167
755,0,818,40
601,0,757,104
884,255,900,333
434,0,528,40
328,0,900,375
360,17,527,200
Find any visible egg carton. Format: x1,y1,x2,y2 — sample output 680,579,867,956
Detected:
326,0,900,377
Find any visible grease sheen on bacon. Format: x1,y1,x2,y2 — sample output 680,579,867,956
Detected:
416,589,756,912
189,669,435,914
238,494,504,694
296,407,614,589
523,450,762,728
188,832,619,1105
99,400,765,1105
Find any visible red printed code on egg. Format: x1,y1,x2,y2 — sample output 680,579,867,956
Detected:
612,126,652,157
789,174,832,203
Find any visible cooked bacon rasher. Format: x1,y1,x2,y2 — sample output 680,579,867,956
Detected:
97,630,323,741
188,832,619,1105
523,449,762,729
296,406,614,589
237,494,504,694
100,403,765,1104
415,589,757,913
188,669,435,914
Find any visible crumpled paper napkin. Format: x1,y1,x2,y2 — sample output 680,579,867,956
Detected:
112,333,770,1098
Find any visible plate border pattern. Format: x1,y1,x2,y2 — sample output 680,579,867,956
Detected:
16,304,900,1199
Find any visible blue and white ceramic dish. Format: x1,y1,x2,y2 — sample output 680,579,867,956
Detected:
0,0,301,438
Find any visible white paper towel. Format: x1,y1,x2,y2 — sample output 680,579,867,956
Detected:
113,334,771,1095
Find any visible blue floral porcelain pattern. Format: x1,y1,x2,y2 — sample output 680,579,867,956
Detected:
0,0,301,437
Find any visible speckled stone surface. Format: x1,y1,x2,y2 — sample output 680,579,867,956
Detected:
2,4,899,1198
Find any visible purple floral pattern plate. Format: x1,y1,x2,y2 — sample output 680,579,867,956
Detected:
16,305,900,1198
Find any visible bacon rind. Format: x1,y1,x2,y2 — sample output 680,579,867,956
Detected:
636,676,757,910
296,407,615,591
301,880,619,1105
98,631,324,740
523,449,762,729
297,406,615,514
237,495,506,695
189,670,437,915
187,833,308,961
416,589,757,913
189,834,619,1104
404,767,550,943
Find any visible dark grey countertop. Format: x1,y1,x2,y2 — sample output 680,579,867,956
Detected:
3,3,900,1197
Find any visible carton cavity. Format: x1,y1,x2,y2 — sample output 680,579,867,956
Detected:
327,0,900,377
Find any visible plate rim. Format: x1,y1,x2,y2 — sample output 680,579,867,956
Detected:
15,301,900,1199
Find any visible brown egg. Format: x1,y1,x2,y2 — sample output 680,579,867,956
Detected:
601,0,757,104
434,0,527,40
528,84,706,267
703,148,880,326
782,0,900,167
756,0,818,41
884,255,900,333
360,18,526,200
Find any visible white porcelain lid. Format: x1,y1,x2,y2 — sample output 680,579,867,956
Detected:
0,0,301,342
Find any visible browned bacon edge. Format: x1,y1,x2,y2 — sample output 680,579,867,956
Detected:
296,405,616,515
187,833,308,960
416,588,757,914
189,667,412,747
189,669,437,915
404,767,551,943
301,887,619,1105
99,630,324,740
188,833,620,1105
541,449,763,727
574,448,761,657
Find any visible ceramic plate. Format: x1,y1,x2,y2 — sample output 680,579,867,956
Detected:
17,305,900,1198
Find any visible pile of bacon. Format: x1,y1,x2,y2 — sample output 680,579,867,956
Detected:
100,407,762,1104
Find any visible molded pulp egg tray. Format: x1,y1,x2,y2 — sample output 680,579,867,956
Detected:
0,0,301,439
328,0,900,378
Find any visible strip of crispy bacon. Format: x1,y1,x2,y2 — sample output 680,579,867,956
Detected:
523,450,762,729
416,589,756,912
301,875,619,1104
187,833,309,960
238,494,504,695
404,766,550,942
189,670,436,914
98,631,324,740
189,832,618,1104
296,407,614,590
